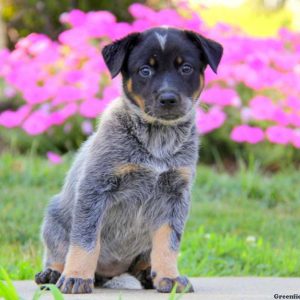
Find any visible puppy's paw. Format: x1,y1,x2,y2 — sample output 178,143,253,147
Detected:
155,276,194,293
56,275,94,294
35,268,61,285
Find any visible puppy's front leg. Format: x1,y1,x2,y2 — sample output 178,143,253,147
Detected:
151,168,195,293
57,242,99,294
151,224,193,293
57,173,117,294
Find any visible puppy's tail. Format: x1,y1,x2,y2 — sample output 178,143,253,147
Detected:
103,273,143,290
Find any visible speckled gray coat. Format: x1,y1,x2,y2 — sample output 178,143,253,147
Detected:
42,95,198,278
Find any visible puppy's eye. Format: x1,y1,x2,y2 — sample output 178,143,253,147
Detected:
139,65,152,78
180,63,193,75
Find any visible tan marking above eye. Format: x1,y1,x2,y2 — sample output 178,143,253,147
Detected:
149,57,156,66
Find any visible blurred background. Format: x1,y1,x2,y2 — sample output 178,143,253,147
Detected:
0,0,300,281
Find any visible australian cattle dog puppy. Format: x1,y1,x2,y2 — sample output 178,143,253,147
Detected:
35,27,223,294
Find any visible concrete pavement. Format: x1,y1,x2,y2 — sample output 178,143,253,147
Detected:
14,277,300,300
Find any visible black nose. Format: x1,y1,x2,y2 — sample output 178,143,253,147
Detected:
158,92,180,106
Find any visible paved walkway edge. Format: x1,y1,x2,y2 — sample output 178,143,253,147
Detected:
14,277,300,300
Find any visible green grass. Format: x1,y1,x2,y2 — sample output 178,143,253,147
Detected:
0,267,64,300
1,152,300,280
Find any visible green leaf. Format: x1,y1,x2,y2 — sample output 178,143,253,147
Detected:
0,268,20,300
33,284,64,300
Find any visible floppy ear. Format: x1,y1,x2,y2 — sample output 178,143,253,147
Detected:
102,33,140,78
185,31,223,73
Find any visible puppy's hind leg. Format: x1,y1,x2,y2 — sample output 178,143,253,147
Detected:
35,195,69,285
129,252,153,289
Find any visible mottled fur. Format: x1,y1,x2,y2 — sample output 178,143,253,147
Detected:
35,27,223,294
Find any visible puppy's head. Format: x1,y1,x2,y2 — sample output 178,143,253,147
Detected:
102,27,223,122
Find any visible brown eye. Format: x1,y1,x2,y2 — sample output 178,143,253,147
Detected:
139,65,153,78
180,63,193,75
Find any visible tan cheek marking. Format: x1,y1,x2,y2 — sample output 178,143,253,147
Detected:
132,94,145,111
151,224,179,286
115,163,141,176
149,57,156,66
192,74,205,100
127,78,133,93
126,78,145,110
63,241,100,279
49,262,64,273
177,166,192,184
200,74,205,92
176,56,183,64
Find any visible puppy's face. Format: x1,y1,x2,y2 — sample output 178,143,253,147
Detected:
102,27,223,122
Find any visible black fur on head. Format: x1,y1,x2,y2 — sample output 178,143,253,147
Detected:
184,30,223,74
102,27,223,121
102,33,140,78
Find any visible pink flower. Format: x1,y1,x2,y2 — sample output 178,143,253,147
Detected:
53,86,81,104
249,96,276,121
64,70,84,84
85,11,117,38
0,49,9,73
16,33,51,55
58,28,88,48
265,126,293,145
47,152,62,164
22,110,50,135
230,125,264,144
272,108,289,126
196,107,227,134
48,103,78,126
79,98,107,118
102,84,121,101
0,5,299,150
60,10,87,27
109,22,133,40
289,113,300,127
201,86,240,107
22,85,52,104
129,4,156,19
291,130,300,148
0,105,31,128
286,96,300,110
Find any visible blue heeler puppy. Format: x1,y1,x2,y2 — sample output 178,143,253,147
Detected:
35,27,223,294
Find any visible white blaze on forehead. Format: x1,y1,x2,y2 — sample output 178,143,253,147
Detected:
155,32,168,51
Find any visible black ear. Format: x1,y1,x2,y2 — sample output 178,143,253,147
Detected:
102,33,140,78
185,31,223,73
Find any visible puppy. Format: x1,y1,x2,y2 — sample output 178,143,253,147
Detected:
35,27,223,294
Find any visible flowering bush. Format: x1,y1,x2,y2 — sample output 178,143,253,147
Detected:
0,3,300,154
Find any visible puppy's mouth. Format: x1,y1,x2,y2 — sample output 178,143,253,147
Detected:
144,107,188,122
155,112,183,120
